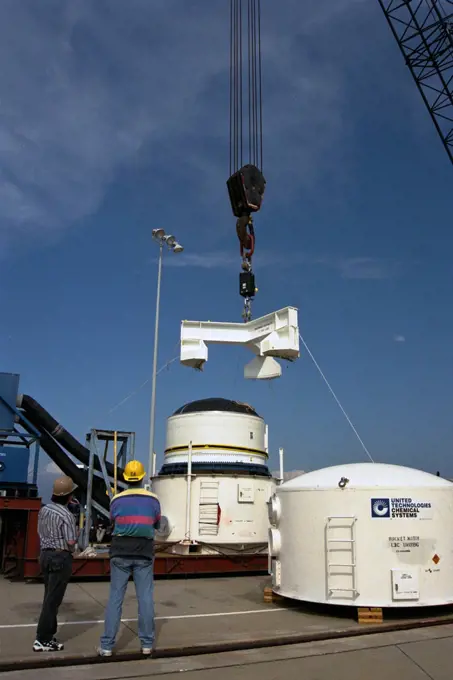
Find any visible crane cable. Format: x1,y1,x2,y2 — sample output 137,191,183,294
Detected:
298,333,375,464
229,0,263,176
229,0,264,322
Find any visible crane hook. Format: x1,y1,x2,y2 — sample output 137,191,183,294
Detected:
237,214,256,322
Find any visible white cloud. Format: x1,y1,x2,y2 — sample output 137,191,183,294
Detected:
393,334,406,343
0,0,373,255
165,252,238,270
338,257,400,280
0,1,228,252
163,250,307,270
164,249,401,280
44,460,62,475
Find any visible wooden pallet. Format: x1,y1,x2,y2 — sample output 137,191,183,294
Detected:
263,587,384,623
357,607,383,624
263,586,284,604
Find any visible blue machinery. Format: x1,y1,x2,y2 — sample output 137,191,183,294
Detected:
0,373,270,577
0,371,137,550
0,373,40,496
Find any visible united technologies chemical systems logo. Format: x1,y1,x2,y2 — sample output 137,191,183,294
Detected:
371,498,390,518
370,497,432,519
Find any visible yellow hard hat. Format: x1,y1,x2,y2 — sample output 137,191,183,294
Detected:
123,460,146,482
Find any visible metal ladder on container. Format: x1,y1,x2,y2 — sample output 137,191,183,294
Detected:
198,481,220,536
326,515,359,600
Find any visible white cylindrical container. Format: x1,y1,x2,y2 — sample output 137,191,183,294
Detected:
154,398,275,553
270,462,453,607
153,473,275,549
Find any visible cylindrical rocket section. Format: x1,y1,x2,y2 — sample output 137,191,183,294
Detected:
154,398,275,552
159,397,271,477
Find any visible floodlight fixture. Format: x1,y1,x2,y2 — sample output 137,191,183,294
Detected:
152,228,165,241
163,234,176,248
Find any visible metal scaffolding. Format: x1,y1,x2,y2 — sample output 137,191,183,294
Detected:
80,429,135,549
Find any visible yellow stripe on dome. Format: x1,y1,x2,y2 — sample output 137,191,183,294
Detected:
164,444,268,458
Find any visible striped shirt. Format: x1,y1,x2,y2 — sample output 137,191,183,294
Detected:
38,502,78,552
111,488,161,539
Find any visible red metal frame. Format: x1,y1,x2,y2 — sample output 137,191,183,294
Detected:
0,497,41,578
1,496,268,579
62,552,268,579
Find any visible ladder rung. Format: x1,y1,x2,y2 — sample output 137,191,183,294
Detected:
327,516,356,520
327,538,355,543
328,563,356,568
329,588,357,592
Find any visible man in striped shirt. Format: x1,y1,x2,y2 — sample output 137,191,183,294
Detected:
33,475,78,653
98,460,161,657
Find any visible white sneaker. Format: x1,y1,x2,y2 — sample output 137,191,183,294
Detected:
97,647,112,657
33,639,64,652
141,647,153,656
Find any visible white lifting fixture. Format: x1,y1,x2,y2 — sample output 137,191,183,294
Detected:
180,306,300,380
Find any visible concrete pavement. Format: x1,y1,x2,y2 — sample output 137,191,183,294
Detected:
1,623,453,679
2,574,453,676
0,575,365,667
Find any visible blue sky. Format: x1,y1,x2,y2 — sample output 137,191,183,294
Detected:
1,0,453,499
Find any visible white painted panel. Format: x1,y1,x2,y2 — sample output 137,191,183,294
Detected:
153,475,275,546
238,483,254,503
391,568,420,601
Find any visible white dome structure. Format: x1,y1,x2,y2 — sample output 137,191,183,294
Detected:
161,397,269,473
268,462,453,607
152,398,275,555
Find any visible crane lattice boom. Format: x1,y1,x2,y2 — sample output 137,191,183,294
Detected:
377,0,453,165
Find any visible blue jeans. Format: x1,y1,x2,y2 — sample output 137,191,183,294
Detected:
100,557,155,650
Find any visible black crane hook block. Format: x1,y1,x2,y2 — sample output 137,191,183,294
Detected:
239,271,256,298
227,164,266,218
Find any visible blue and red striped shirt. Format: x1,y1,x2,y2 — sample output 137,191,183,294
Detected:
110,488,161,539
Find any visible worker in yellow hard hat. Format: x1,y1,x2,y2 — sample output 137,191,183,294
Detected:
105,460,146,495
98,460,161,657
123,459,146,482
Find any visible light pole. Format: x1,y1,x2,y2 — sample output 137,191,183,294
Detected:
148,228,184,482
